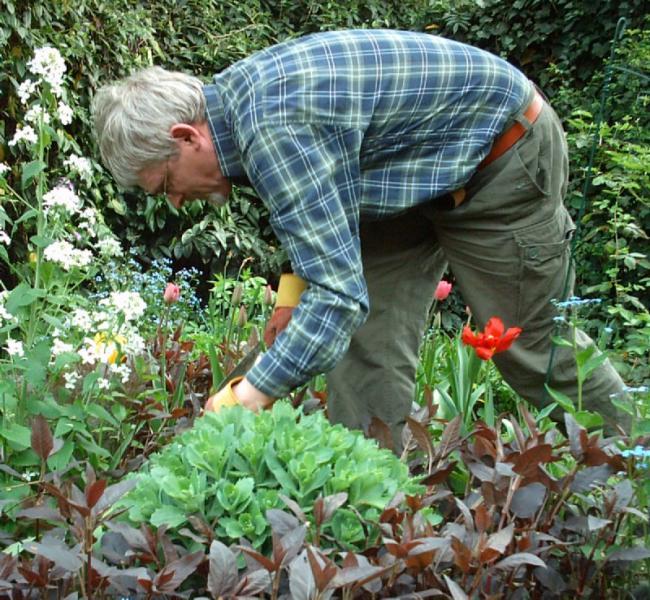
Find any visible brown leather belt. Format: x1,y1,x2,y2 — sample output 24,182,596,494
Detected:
448,90,546,208
479,90,545,170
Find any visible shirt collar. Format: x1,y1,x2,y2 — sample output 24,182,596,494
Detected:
203,82,246,179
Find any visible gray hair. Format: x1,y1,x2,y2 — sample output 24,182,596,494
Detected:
91,66,206,188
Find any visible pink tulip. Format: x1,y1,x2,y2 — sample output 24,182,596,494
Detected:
163,282,181,304
434,280,452,301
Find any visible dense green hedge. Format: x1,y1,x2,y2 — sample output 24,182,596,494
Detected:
1,1,647,326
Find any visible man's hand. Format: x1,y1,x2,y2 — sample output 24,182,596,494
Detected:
263,274,306,346
205,376,273,414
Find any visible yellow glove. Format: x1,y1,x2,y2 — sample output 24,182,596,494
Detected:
264,274,307,346
205,376,244,413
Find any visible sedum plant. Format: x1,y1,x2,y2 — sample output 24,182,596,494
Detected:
121,402,422,550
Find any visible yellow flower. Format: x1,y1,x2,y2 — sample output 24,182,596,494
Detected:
93,332,127,364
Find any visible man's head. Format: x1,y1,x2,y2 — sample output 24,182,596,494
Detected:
92,66,230,209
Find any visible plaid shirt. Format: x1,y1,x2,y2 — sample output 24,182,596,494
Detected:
204,29,532,397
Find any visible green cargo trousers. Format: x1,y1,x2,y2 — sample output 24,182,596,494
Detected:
325,99,627,447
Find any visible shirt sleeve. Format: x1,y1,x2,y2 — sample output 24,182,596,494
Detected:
241,122,369,398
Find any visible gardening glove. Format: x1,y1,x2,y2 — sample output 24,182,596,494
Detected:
263,273,307,347
205,376,244,413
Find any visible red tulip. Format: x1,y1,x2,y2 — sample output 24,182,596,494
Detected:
434,280,452,301
163,282,181,304
462,317,522,361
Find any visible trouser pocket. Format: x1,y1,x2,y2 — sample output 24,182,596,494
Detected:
514,209,576,327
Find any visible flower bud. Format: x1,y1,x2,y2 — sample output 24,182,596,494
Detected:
237,305,248,328
231,283,243,306
264,284,274,306
163,282,181,304
434,280,452,301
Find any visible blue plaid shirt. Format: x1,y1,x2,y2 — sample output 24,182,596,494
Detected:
204,29,532,397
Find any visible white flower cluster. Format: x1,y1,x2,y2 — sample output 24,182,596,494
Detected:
57,102,73,125
0,163,10,176
97,237,123,258
28,46,66,95
0,228,10,245
99,291,147,321
24,105,51,125
43,240,93,271
43,185,82,215
18,80,38,105
63,154,92,180
8,125,38,147
5,338,24,358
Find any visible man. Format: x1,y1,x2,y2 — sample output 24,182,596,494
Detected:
92,29,626,445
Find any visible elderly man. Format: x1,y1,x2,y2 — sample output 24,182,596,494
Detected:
92,29,626,445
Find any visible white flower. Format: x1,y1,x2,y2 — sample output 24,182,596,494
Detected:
63,371,80,390
5,338,24,358
78,337,99,365
24,105,51,125
97,378,110,391
70,308,92,330
43,240,93,271
43,185,82,215
0,163,10,176
63,154,92,180
0,230,10,245
99,291,146,321
57,102,73,125
17,79,39,104
52,338,74,356
28,47,66,95
97,237,123,257
110,362,131,384
8,125,38,147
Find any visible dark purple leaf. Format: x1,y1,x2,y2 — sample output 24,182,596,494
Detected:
288,551,316,600
266,508,300,536
15,506,63,522
613,479,634,513
280,524,308,566
511,482,546,518
421,461,457,485
238,568,273,595
322,493,348,523
100,531,131,565
368,416,393,450
24,538,82,572
85,479,107,510
606,547,650,562
564,413,584,459
444,574,469,600
534,565,567,593
106,521,149,552
570,465,613,493
487,523,514,553
494,552,546,570
94,478,138,515
513,444,553,477
154,550,204,592
437,415,462,460
278,495,306,522
207,541,238,596
31,415,53,462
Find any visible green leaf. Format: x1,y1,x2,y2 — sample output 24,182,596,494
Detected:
550,335,574,348
574,411,604,429
30,235,53,248
151,505,187,528
86,403,119,426
580,351,608,380
47,439,75,471
0,423,32,450
5,283,45,314
544,385,575,413
21,160,46,189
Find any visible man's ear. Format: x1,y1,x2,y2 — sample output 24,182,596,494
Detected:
169,123,200,146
